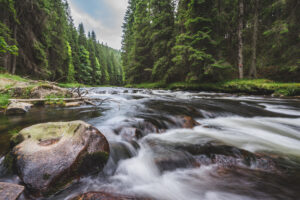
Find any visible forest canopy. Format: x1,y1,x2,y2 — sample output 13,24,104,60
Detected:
121,0,300,84
0,0,123,85
1,0,299,86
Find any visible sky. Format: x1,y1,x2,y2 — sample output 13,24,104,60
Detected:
68,0,128,50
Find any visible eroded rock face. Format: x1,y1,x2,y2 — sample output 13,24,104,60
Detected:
71,192,152,200
0,182,24,200
9,121,109,196
6,102,33,115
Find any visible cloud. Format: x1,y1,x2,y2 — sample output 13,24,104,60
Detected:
68,0,128,50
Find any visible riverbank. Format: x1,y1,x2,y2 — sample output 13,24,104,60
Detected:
125,79,300,97
0,74,93,111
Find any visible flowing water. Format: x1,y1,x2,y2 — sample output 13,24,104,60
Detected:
1,88,300,200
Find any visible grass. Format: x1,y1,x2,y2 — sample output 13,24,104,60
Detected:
58,82,117,88
126,79,300,96
0,94,11,108
125,82,166,89
58,82,90,88
0,73,28,82
45,94,67,106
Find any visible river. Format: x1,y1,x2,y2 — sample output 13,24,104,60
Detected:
1,87,300,200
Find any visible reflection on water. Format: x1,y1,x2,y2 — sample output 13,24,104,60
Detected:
0,88,300,200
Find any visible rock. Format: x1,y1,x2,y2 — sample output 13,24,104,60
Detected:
5,102,32,115
71,192,152,200
181,116,200,128
144,138,197,172
9,86,29,98
30,84,73,99
118,127,142,141
144,138,279,172
9,121,109,196
65,102,82,107
0,182,24,200
178,142,279,171
110,91,118,95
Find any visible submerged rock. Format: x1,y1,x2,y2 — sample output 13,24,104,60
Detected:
0,182,24,200
8,121,109,196
6,102,33,115
180,116,200,128
71,192,152,200
144,137,279,173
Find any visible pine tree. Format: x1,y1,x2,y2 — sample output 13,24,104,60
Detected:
150,0,175,82
121,0,137,83
129,0,153,83
168,0,215,83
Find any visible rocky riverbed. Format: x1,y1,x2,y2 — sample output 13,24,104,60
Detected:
0,87,300,200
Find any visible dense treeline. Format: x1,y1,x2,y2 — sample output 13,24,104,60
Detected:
122,0,300,84
0,0,123,85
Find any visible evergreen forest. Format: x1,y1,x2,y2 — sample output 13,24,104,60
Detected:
1,1,300,200
122,0,300,84
0,0,123,85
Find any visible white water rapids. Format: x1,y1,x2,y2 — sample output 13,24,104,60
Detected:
1,88,300,200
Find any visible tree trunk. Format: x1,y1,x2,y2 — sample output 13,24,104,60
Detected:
237,0,244,79
3,19,10,72
249,0,258,78
11,24,18,74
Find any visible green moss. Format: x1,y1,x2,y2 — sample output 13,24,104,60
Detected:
17,121,82,142
10,134,25,148
3,152,16,174
8,128,21,135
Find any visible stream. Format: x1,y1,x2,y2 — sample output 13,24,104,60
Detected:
1,87,300,200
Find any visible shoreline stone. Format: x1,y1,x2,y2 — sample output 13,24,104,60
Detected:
6,102,33,115
8,121,109,196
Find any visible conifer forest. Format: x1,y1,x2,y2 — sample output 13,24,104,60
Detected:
0,1,300,200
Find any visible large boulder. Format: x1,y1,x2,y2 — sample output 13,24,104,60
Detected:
8,121,109,196
5,102,33,115
0,182,24,200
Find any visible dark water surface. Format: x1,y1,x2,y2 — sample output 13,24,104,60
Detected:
1,88,300,200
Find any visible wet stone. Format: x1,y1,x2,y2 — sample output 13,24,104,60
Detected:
181,116,200,128
6,102,33,115
8,121,110,196
0,182,24,200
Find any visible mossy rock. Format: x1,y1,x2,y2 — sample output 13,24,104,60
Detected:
8,121,109,197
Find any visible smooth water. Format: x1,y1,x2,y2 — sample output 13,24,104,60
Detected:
1,88,300,200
